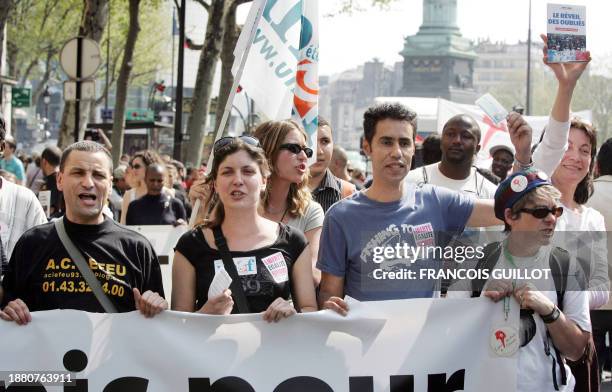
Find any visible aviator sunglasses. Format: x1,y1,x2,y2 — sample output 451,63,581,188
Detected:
519,206,564,219
279,143,313,158
213,136,260,154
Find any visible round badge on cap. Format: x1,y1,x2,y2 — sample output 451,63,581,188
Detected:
510,175,528,192
537,171,548,181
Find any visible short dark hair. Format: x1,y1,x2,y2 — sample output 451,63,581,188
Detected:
41,146,62,167
363,102,417,144
421,134,442,165
60,141,113,173
317,116,331,129
597,138,612,176
443,114,481,144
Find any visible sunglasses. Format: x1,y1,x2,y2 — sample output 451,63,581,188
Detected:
520,206,564,219
279,143,313,158
130,163,143,170
213,136,260,154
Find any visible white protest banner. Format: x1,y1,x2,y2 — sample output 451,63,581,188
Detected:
0,298,517,391
291,0,319,164
235,0,301,120
126,225,187,265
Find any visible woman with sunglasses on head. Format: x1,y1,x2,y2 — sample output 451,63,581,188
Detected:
120,150,167,224
171,137,317,319
253,120,325,285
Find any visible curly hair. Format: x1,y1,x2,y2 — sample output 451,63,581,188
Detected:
253,120,312,218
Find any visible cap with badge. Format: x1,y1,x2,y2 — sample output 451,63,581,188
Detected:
494,169,551,220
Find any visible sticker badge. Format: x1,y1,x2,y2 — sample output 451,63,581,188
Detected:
411,223,435,247
233,257,257,276
213,259,225,273
261,252,289,284
510,175,528,192
537,171,548,181
490,325,519,357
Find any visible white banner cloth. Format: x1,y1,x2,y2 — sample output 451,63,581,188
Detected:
0,298,517,391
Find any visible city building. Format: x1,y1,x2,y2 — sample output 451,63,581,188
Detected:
473,39,544,94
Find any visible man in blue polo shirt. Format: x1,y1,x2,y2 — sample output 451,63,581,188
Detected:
317,102,506,311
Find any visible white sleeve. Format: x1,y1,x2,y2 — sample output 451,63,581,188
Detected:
27,190,47,227
586,214,610,309
588,285,610,310
532,116,570,177
562,289,592,333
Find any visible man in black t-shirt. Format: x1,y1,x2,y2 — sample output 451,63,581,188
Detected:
39,145,64,217
126,164,187,226
0,141,167,325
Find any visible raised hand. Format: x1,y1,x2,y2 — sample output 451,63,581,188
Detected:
541,33,591,87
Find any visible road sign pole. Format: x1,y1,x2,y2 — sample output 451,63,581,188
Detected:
74,36,83,143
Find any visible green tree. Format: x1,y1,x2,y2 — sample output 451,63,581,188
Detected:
573,72,612,142
92,0,171,122
110,0,142,165
6,0,83,114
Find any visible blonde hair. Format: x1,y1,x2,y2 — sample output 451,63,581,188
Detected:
201,139,270,228
253,120,311,218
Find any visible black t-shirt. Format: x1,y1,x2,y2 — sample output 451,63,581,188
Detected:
42,172,64,217
174,224,307,313
1,217,164,312
125,194,187,225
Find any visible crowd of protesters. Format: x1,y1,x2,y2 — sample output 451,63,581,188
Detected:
0,37,611,392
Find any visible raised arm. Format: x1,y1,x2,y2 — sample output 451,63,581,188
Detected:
532,34,591,177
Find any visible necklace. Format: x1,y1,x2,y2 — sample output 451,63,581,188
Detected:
266,205,288,222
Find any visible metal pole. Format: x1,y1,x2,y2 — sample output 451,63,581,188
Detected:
526,0,532,115
104,2,111,118
75,36,82,143
171,7,176,106
173,0,185,161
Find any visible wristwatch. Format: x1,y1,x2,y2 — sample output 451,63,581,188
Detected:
541,305,561,324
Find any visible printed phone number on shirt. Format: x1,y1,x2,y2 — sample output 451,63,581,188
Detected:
41,280,125,297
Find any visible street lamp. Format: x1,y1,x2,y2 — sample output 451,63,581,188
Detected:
42,87,51,139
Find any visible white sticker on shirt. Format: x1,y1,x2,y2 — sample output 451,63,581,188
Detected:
411,222,435,247
213,259,225,273
233,256,257,276
261,252,289,284
214,257,257,276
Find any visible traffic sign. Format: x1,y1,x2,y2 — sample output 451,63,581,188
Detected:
126,108,154,121
60,37,101,79
63,80,95,101
11,87,31,108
